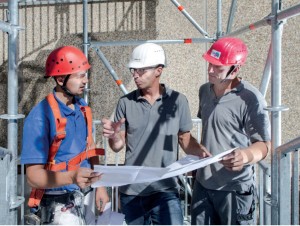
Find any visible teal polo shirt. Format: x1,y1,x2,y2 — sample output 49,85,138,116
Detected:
196,80,271,192
115,84,193,195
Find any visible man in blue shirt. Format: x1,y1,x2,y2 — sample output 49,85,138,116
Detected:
21,46,109,225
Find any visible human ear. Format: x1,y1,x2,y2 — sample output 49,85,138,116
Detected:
55,76,65,86
156,67,163,77
233,65,241,73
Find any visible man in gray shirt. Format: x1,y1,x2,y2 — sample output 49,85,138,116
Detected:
102,43,209,225
191,37,271,225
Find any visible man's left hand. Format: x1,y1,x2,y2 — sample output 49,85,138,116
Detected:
220,149,245,171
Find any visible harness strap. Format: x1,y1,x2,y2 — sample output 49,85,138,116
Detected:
28,188,46,209
28,94,67,208
46,94,67,166
81,106,94,148
48,148,105,171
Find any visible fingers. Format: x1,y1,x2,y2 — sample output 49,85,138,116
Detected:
221,160,243,171
220,150,244,171
113,118,126,135
116,118,126,128
101,117,125,139
101,118,110,124
206,151,213,157
89,173,102,184
96,187,110,212
201,146,212,158
73,168,101,189
101,118,113,136
97,198,109,212
222,149,242,161
102,120,115,138
98,199,109,212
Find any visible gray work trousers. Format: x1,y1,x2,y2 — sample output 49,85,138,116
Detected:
191,180,256,225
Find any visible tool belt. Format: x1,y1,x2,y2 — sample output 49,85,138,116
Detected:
25,188,92,225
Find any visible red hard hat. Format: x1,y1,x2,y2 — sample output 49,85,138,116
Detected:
45,46,91,77
203,37,248,66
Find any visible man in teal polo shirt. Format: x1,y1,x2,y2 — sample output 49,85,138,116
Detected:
102,43,210,225
191,37,271,225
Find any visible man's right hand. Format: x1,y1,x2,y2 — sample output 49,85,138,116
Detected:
71,168,101,189
101,118,125,139
101,118,126,152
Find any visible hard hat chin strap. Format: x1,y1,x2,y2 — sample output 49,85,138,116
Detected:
226,65,237,78
61,74,75,97
220,65,239,84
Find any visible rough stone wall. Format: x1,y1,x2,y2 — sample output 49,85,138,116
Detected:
0,0,299,166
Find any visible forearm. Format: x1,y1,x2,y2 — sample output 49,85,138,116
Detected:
240,141,270,165
26,166,74,189
179,132,210,157
181,137,205,155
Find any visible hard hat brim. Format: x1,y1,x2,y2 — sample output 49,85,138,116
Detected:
127,62,144,69
127,62,163,69
46,64,91,77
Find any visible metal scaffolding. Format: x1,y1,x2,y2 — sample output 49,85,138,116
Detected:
0,0,25,224
0,0,300,224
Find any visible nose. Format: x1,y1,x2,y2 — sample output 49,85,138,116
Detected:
132,70,139,79
208,63,214,73
83,75,89,83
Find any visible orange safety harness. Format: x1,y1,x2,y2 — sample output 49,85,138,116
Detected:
28,93,104,208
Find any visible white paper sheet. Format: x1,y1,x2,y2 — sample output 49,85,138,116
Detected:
92,148,236,188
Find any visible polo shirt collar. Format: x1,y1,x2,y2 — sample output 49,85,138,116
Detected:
136,84,170,101
209,79,244,94
52,89,80,116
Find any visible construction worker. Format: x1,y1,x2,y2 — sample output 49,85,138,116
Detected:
21,46,109,225
191,37,271,225
101,43,210,225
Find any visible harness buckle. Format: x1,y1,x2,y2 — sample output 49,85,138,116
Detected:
46,160,56,170
55,131,66,140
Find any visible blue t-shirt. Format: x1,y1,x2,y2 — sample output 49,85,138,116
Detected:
21,90,90,192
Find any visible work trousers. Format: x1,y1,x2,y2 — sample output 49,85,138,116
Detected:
191,180,256,225
120,191,183,225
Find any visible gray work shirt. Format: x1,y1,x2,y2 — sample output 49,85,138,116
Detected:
115,84,193,196
196,80,271,192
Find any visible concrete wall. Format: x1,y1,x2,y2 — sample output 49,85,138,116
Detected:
0,0,300,166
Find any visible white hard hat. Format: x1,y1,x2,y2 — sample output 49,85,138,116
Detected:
128,43,166,68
